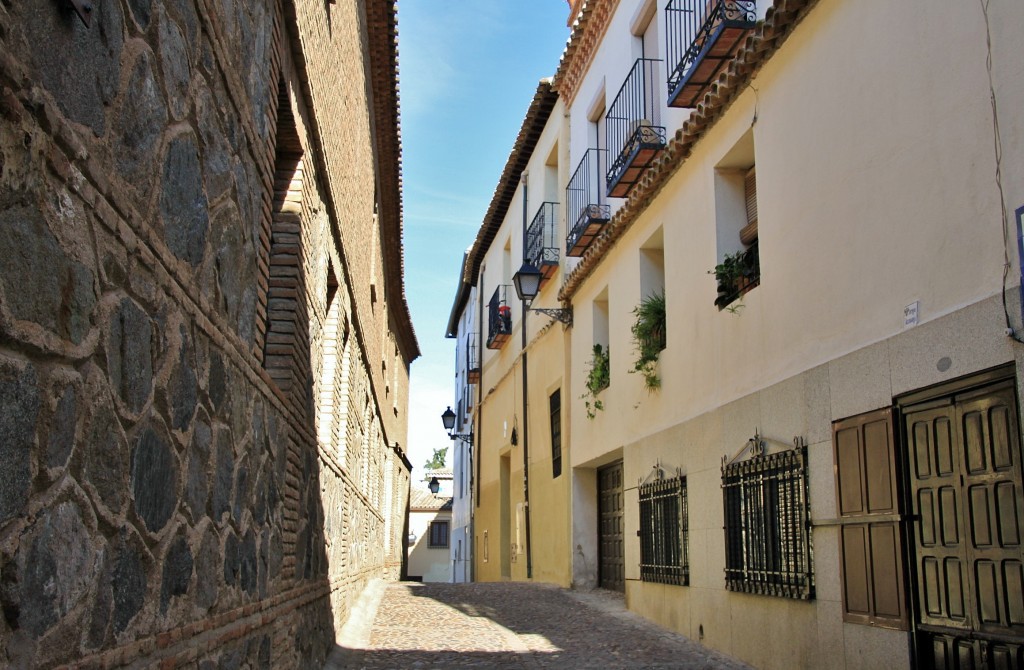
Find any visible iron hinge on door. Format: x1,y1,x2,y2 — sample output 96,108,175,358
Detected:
64,0,93,27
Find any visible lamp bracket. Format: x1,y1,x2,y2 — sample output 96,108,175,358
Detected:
448,432,473,444
530,307,573,325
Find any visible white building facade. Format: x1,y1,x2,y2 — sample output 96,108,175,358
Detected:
446,255,480,583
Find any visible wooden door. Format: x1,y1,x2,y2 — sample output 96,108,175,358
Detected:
905,379,1024,668
598,461,625,592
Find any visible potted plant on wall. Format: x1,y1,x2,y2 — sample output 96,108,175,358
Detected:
710,241,759,310
581,343,610,419
630,291,666,391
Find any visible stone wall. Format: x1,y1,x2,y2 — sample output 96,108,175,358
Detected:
0,0,414,667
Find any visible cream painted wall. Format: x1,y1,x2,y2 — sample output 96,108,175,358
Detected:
472,95,577,586
408,507,453,583
462,0,1024,663
559,0,1024,668
569,0,1024,471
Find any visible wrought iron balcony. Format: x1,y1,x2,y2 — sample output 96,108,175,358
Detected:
486,285,512,350
465,333,480,384
606,58,667,199
666,0,756,109
566,149,610,257
526,202,560,289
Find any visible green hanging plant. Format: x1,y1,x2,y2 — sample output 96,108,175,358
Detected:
709,241,760,311
581,343,610,419
630,291,666,391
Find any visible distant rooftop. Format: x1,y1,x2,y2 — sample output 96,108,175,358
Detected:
410,488,453,511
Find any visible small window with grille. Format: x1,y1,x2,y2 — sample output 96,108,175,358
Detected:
428,521,449,548
722,445,813,599
639,474,688,585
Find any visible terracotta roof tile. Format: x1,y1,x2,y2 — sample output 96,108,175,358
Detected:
367,0,420,361
410,488,453,511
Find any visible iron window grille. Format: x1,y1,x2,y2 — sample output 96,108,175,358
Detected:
722,443,813,599
639,473,688,585
486,285,512,349
665,0,757,108
566,149,610,257
465,332,480,383
605,58,667,198
526,202,561,277
428,520,449,548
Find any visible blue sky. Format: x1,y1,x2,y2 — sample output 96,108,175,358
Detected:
399,2,571,480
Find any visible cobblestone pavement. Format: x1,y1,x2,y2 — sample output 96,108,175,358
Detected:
325,581,752,669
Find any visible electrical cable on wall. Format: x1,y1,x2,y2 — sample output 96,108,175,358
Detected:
978,0,1024,344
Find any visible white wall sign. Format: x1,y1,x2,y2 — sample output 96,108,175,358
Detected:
904,301,920,328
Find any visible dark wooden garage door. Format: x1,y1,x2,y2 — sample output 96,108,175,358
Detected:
598,461,625,592
904,378,1024,667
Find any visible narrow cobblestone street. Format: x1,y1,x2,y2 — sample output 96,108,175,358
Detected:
326,581,751,669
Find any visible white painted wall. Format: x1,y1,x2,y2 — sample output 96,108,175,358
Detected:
408,506,453,583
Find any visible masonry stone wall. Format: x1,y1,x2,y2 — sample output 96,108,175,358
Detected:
0,1,414,668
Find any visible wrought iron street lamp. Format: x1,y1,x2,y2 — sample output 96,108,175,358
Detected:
428,477,440,495
512,262,573,325
441,406,472,442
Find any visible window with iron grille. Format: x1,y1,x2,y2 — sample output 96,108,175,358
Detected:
722,446,813,599
428,520,449,548
639,475,688,585
549,389,562,478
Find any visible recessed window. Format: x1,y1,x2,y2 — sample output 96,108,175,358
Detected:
428,520,449,548
549,389,562,478
712,130,760,309
722,444,813,599
639,474,688,585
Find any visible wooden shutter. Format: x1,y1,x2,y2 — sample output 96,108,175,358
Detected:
833,407,909,629
740,166,758,245
744,166,757,225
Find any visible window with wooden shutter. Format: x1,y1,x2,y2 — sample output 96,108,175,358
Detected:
740,166,758,245
833,407,909,629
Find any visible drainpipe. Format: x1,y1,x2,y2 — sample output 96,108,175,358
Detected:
473,273,484,582
521,172,533,579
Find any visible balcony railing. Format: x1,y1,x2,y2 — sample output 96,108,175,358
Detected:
606,58,666,199
666,0,756,108
465,333,480,383
486,285,512,350
526,201,560,287
566,149,610,257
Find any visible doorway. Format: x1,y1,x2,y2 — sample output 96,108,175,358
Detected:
598,460,625,592
902,372,1024,667
500,454,511,579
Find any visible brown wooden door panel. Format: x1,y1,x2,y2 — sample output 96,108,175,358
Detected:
598,461,625,592
957,386,1024,636
833,408,908,628
907,403,972,630
870,523,904,619
908,379,1024,642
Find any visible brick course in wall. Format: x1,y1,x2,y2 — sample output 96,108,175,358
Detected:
0,1,416,667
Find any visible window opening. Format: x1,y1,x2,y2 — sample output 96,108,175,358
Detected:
722,435,813,599
712,130,759,309
639,470,688,585
549,389,562,478
429,520,450,548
